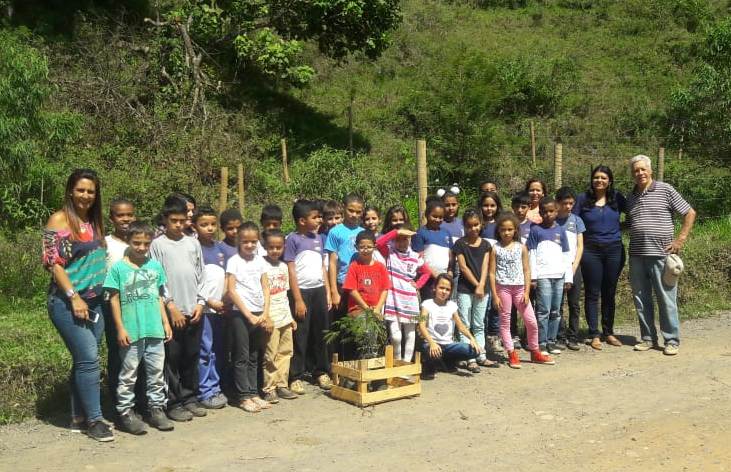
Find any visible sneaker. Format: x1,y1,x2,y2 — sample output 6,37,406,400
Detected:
276,387,298,400
465,361,481,373
184,402,207,417
200,393,227,409
508,350,522,369
289,379,306,395
663,344,679,356
531,350,555,365
547,343,562,355
555,339,568,350
634,340,655,352
566,340,581,351
489,336,505,353
166,405,193,422
317,374,333,391
118,410,147,435
420,371,436,381
85,420,114,442
148,407,174,431
262,391,279,404
512,336,523,351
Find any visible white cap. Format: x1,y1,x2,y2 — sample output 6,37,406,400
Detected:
662,254,684,287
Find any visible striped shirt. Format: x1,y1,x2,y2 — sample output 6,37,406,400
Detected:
626,181,692,257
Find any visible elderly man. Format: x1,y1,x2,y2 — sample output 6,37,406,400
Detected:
626,155,696,355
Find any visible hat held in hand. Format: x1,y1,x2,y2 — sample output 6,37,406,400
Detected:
663,254,684,287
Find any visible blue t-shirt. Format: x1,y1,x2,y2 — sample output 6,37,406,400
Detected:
519,220,533,244
481,222,497,245
557,213,586,262
200,240,226,268
527,223,571,281
283,231,326,289
573,192,626,245
411,226,453,274
441,219,464,244
324,223,364,284
220,240,239,265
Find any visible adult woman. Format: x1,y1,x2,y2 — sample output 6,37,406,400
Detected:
573,165,626,350
524,178,547,224
43,169,113,441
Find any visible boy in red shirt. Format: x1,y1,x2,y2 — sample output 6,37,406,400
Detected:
342,231,391,362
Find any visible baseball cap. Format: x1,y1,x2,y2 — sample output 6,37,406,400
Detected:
662,254,684,287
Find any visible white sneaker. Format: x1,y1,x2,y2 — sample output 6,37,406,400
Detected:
663,344,679,356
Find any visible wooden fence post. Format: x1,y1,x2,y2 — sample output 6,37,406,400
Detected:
416,139,428,224
218,167,229,237
658,146,665,182
530,120,536,166
237,163,245,212
553,142,563,189
281,138,290,183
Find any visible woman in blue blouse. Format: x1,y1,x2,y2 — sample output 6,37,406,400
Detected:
573,165,626,350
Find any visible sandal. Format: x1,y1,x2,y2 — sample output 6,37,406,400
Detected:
239,398,261,413
605,335,622,347
251,396,272,409
476,358,499,368
590,337,603,350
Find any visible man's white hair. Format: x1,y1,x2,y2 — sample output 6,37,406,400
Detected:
629,154,652,171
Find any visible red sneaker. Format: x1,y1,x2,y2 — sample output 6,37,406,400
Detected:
531,350,555,365
508,350,521,369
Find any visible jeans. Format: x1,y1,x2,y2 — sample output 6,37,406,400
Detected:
558,266,583,342
229,312,265,400
289,286,331,381
48,294,105,422
164,319,202,409
535,278,564,346
198,313,225,401
456,292,489,362
496,284,539,352
117,338,166,413
629,256,680,346
421,342,478,374
581,242,625,337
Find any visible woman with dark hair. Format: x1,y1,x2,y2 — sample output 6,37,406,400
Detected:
573,165,626,350
42,169,114,441
524,178,547,224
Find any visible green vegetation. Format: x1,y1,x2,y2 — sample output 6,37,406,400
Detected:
1,0,731,423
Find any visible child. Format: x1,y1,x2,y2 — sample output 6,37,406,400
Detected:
479,191,503,353
525,179,547,224
382,204,411,234
440,190,464,244
258,204,283,256
527,197,573,355
149,195,205,422
171,192,197,237
261,229,299,403
479,191,503,246
104,221,174,434
511,192,532,244
103,197,136,405
342,230,391,359
411,199,453,300
219,209,243,263
376,224,431,362
192,206,228,409
284,200,333,394
325,194,365,316
453,209,496,371
555,187,585,351
226,222,273,413
489,213,554,368
479,180,498,195
418,274,484,380
363,206,385,265
321,200,344,235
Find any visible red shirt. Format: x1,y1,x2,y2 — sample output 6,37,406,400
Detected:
342,260,391,313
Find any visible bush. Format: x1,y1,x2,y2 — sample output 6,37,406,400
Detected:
0,229,48,303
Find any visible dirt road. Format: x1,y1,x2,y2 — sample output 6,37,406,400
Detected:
2,313,730,471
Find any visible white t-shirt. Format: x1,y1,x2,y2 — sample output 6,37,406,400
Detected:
200,264,225,314
422,299,458,345
226,254,266,313
105,235,128,269
263,259,293,328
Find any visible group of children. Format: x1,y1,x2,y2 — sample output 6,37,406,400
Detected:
101,177,587,436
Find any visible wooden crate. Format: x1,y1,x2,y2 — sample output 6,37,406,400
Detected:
329,345,421,407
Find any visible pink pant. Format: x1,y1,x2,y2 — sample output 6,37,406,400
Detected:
496,284,539,352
